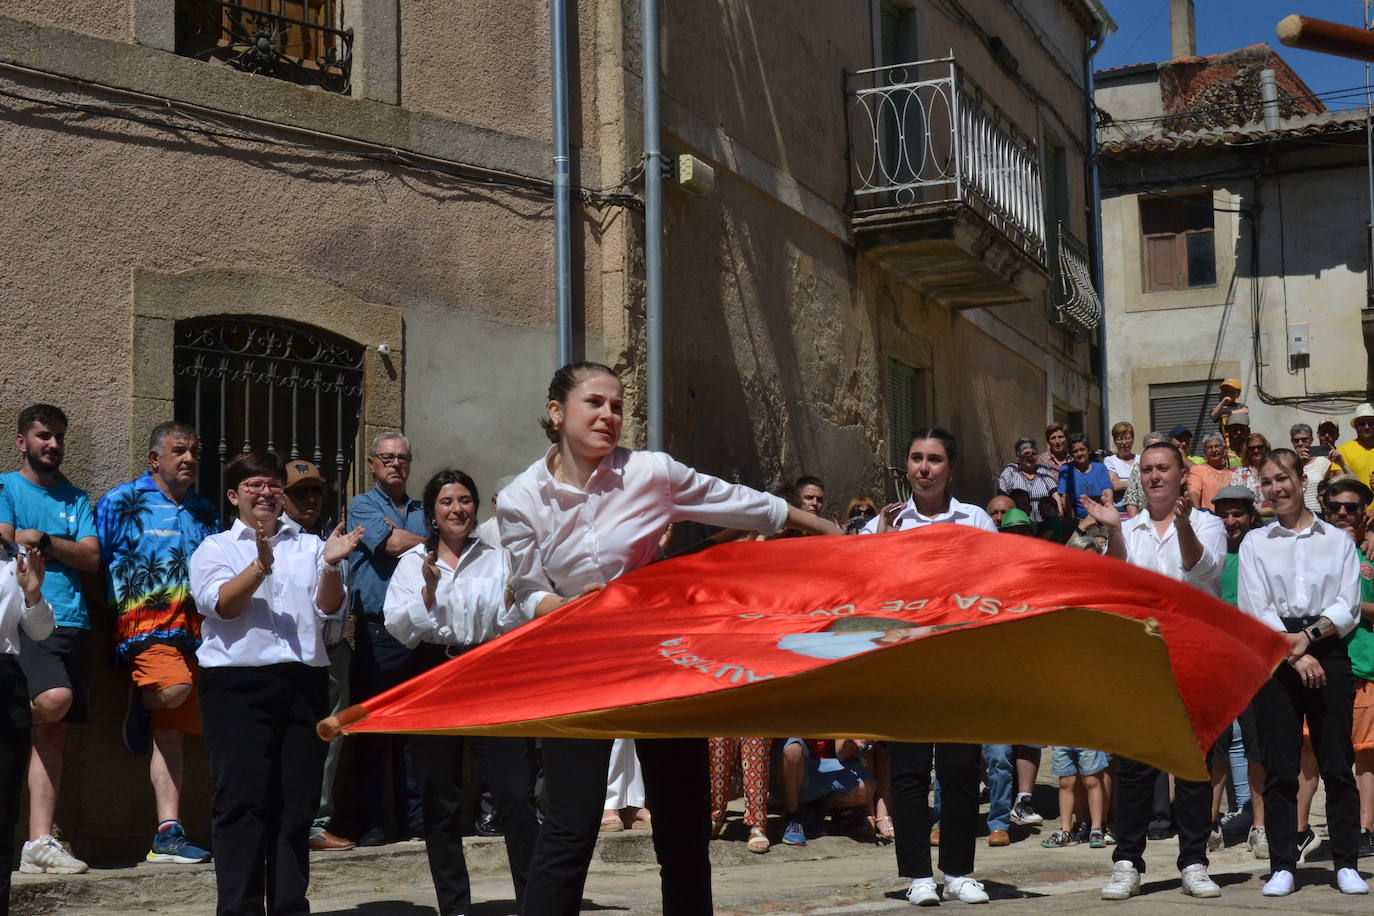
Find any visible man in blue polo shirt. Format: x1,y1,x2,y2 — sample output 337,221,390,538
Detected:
348,431,427,845
0,404,99,874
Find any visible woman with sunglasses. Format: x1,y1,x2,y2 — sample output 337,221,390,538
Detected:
1237,449,1367,896
188,451,364,916
384,468,539,914
863,426,996,906
1230,433,1273,512
497,361,840,915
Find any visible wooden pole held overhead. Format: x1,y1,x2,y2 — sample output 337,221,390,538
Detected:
1277,14,1374,63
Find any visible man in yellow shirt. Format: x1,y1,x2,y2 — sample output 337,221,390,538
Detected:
1337,403,1374,506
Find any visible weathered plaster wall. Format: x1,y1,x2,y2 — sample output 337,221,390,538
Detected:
2,0,126,40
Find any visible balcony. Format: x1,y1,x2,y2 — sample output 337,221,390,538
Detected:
847,58,1048,309
1051,222,1102,333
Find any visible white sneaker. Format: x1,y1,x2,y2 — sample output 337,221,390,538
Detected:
1336,867,1370,895
1180,863,1221,897
906,878,940,906
1206,822,1223,852
1261,869,1295,897
20,834,88,874
1100,861,1141,900
942,875,989,904
1248,825,1269,859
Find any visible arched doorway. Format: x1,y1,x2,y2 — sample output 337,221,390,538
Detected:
173,315,365,524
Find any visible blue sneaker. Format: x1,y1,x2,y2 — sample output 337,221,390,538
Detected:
781,818,807,846
147,822,212,864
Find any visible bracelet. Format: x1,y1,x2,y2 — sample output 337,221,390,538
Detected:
321,558,341,573
251,559,269,579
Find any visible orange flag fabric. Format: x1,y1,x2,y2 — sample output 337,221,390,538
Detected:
331,525,1288,780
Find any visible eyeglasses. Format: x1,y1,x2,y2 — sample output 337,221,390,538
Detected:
372,453,412,464
1326,501,1363,516
240,480,285,494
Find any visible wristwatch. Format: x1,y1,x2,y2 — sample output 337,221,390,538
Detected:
35,532,51,553
1305,624,1324,645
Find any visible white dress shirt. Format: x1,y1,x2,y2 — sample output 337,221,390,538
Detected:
384,537,526,649
858,496,998,534
1119,509,1226,597
497,446,789,619
1237,517,1361,636
189,517,344,668
0,542,53,655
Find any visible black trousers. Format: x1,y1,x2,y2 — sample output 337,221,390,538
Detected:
0,657,30,916
352,620,422,835
522,737,711,915
200,663,328,916
410,645,539,915
1112,757,1210,872
888,741,980,878
1254,632,1360,872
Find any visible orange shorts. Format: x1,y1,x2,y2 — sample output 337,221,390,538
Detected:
131,644,201,735
1353,678,1374,753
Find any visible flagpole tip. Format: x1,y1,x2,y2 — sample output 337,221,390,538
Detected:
317,704,369,742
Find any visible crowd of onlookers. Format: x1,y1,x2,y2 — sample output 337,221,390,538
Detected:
6,370,1374,911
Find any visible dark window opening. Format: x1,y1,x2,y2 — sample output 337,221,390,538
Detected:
175,0,352,95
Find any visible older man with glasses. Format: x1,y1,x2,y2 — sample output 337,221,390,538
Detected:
347,432,428,845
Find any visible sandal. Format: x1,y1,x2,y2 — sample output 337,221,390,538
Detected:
747,826,770,854
600,811,624,833
630,811,652,831
710,816,728,839
874,815,895,844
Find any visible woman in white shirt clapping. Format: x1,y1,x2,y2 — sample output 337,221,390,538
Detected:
384,468,538,915
497,361,840,915
188,451,363,916
1238,448,1367,897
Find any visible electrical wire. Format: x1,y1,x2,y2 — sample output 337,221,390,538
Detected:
0,59,643,211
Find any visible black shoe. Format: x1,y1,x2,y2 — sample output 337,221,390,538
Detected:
122,686,152,756
1359,829,1374,857
356,827,387,848
1296,826,1318,864
1219,805,1252,837
474,812,502,837
1146,820,1171,841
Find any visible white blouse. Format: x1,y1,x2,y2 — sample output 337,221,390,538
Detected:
189,517,344,668
0,542,53,655
497,446,789,619
383,538,526,649
1237,517,1361,637
1120,510,1226,597
858,496,998,533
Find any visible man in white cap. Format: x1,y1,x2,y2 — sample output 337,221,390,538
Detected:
1337,403,1374,508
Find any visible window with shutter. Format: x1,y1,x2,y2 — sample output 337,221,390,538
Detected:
1149,380,1220,454
174,0,352,94
1139,193,1216,293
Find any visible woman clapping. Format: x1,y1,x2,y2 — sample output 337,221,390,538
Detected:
384,469,538,915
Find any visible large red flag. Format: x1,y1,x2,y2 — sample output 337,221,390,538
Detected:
326,526,1287,780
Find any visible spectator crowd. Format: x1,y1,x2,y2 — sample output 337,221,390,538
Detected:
0,369,1373,913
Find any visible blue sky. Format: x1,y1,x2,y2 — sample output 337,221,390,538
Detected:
1100,0,1372,106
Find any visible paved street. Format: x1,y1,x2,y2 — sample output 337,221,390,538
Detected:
17,799,1373,915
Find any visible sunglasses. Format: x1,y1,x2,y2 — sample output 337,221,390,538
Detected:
1326,501,1363,516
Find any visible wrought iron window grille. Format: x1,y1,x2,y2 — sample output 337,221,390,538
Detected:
173,316,366,524
176,0,353,95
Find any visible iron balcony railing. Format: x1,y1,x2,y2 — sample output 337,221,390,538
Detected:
1052,221,1102,332
847,58,1046,264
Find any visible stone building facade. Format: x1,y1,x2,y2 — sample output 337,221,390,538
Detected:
1096,44,1370,445
1,0,1109,857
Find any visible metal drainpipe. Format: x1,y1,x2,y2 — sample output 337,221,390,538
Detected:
551,0,572,366
642,0,664,451
1087,35,1108,444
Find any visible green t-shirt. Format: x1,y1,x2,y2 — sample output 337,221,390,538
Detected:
1221,549,1240,607
1345,548,1374,682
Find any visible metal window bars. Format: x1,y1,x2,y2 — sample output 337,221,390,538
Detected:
846,57,1046,265
1051,221,1103,332
173,317,366,525
176,0,352,95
